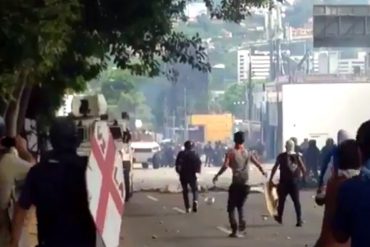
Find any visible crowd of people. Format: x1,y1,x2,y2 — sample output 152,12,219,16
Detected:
175,121,370,246
2,116,370,246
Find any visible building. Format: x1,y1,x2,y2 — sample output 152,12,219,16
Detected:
237,50,271,83
313,51,367,75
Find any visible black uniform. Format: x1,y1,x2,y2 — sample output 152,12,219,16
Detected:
175,149,201,211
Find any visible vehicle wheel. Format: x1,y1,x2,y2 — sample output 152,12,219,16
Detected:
142,162,149,169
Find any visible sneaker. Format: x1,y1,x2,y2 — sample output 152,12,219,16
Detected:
296,220,303,227
228,232,238,238
192,201,198,213
274,215,282,224
239,221,246,232
186,208,191,213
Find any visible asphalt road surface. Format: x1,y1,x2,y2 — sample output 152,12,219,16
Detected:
121,190,324,247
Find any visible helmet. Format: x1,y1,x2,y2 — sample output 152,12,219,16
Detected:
49,117,78,151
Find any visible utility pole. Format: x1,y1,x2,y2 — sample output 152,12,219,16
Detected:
184,86,189,141
268,0,275,81
247,51,253,121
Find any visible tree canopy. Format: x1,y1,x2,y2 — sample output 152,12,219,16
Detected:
0,0,268,135
221,83,246,116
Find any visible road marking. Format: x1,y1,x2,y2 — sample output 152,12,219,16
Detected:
146,195,159,202
216,226,231,234
172,207,186,214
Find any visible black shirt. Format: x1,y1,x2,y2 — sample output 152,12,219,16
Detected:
18,151,96,247
276,152,301,183
175,150,201,180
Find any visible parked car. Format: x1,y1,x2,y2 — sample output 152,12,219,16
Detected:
130,141,160,169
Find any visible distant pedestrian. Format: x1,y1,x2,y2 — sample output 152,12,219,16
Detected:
175,141,201,213
269,139,307,227
303,140,320,181
315,139,360,247
213,131,267,237
300,138,309,153
333,121,370,247
9,117,96,247
204,142,212,167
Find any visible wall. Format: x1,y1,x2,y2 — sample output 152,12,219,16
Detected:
282,83,370,149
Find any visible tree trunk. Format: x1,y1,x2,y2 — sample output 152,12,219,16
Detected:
0,95,9,117
17,86,32,134
5,72,27,136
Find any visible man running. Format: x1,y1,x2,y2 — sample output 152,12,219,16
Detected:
175,141,202,213
269,139,307,227
213,131,267,237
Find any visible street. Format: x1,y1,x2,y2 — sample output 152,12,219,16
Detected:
131,165,277,193
121,190,323,247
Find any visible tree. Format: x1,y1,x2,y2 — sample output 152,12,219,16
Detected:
221,83,246,115
0,0,268,135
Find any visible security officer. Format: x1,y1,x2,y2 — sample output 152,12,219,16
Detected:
10,117,96,247
175,140,201,213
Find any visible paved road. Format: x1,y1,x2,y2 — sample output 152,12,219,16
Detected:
132,165,276,192
120,190,323,247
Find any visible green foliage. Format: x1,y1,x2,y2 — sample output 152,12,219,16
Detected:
221,83,246,114
0,0,270,126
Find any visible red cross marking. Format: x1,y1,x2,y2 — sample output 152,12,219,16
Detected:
91,130,124,235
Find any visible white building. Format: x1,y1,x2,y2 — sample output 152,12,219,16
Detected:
237,50,271,83
313,51,367,75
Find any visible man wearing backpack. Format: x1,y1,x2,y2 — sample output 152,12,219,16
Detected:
175,140,202,213
213,131,267,237
269,139,307,227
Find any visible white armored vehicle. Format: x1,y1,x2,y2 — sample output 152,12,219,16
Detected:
71,94,134,202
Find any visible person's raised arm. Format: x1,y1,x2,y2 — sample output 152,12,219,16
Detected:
15,136,35,165
250,154,267,177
